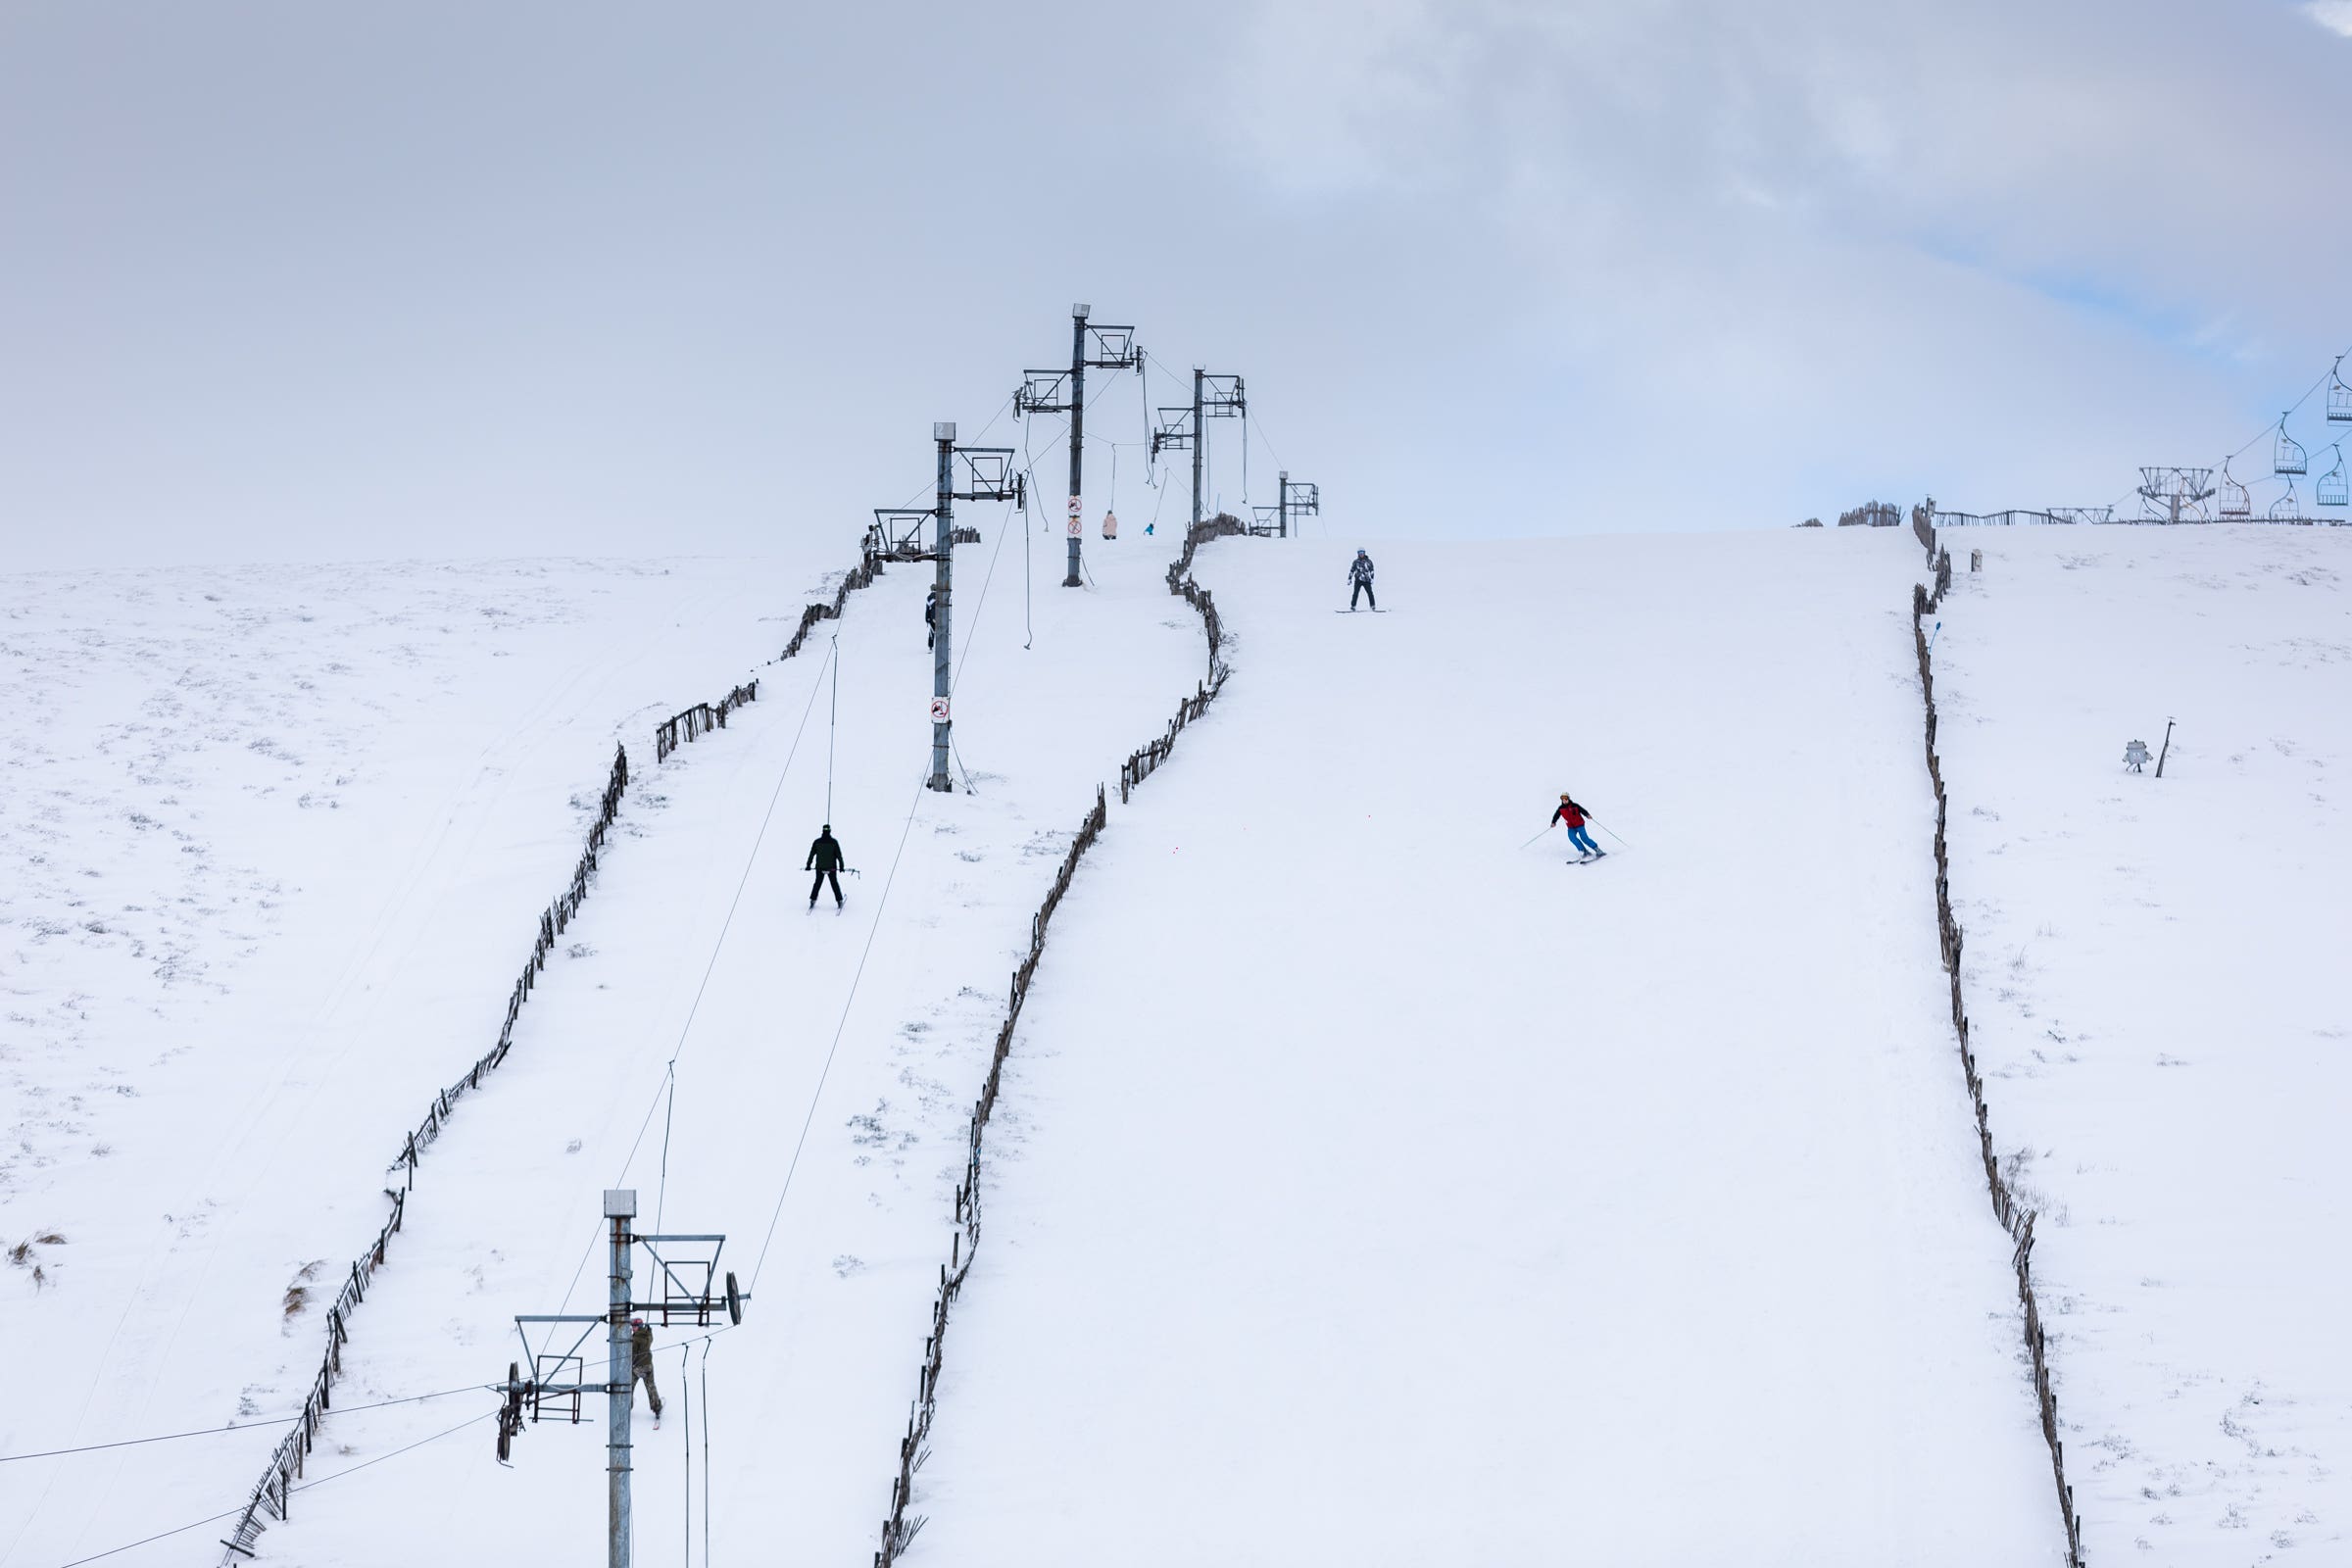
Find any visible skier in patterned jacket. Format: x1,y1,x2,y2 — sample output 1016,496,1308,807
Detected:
1347,550,1377,611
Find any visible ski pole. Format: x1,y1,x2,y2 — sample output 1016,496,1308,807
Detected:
1593,820,1632,849
1517,826,1554,849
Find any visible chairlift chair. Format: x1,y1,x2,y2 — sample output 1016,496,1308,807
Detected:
2269,481,2302,521
2275,416,2308,475
2329,356,2352,423
2319,447,2348,509
2218,459,2251,518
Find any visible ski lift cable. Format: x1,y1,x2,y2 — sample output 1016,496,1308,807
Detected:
552,645,840,1315
0,1385,492,1465
2082,340,2350,519
53,1413,493,1568
647,636,837,1232
747,760,933,1292
735,442,1025,1289
2205,346,2348,471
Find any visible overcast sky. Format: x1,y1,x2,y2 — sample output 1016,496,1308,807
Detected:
3,0,2347,568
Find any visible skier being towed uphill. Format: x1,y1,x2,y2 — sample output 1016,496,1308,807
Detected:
807,824,847,910
1551,793,1605,861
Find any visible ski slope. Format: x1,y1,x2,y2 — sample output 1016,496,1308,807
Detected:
0,555,837,1565
124,526,1201,1568
909,533,2063,1564
18,525,2338,1568
1932,526,2351,1561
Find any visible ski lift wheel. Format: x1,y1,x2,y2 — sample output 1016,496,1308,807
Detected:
725,1270,743,1326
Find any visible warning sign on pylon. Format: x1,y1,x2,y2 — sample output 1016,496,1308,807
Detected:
929,696,950,723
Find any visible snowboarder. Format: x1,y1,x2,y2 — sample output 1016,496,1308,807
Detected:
1348,549,1377,611
1550,793,1605,860
924,589,938,650
807,824,846,910
1102,510,1119,540
2124,738,2149,773
629,1316,662,1425
1144,520,1155,537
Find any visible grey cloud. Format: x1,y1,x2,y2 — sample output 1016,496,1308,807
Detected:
0,0,2341,567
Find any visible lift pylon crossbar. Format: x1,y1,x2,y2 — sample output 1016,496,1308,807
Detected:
871,508,940,558
949,447,1021,502
1149,407,1194,458
497,1192,746,1568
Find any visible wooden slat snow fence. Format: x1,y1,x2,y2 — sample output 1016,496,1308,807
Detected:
1912,544,2086,1567
654,681,760,764
869,515,1241,1565
779,547,889,663
214,544,898,1565
213,741,628,1560
1118,514,1242,804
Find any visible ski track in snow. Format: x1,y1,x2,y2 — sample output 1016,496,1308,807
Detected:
1935,527,2351,1564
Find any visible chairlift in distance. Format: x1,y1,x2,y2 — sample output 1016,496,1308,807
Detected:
2275,415,2308,476
2329,356,2352,423
2319,446,2348,509
2217,459,2251,518
2268,480,2302,521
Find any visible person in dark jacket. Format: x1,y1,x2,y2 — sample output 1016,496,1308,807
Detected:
924,589,938,649
807,824,846,909
1550,793,1604,860
1348,549,1377,611
629,1316,662,1424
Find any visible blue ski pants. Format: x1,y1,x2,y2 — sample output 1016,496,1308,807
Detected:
1565,824,1598,855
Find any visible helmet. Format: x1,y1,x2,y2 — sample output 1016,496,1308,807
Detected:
821,823,831,833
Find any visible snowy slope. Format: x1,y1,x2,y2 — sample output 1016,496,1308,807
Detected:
0,554,830,1564
909,533,2063,1564
1931,526,2351,1562
164,524,1205,1567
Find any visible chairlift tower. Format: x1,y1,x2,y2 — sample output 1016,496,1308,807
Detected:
1278,471,1318,538
2136,466,2215,523
1250,471,1321,537
1150,368,1246,532
498,1190,746,1568
1014,306,1142,587
927,424,1021,791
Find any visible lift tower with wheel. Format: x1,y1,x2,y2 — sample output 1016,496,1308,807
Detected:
1014,306,1142,587
497,1190,747,1568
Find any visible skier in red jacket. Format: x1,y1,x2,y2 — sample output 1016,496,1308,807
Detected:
1550,793,1604,860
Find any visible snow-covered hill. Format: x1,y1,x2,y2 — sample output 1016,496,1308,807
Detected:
910,532,2061,1565
9,525,2340,1568
0,554,830,1563
1932,526,2351,1562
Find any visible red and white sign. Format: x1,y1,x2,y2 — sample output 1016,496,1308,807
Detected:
1066,495,1083,517
929,696,951,723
